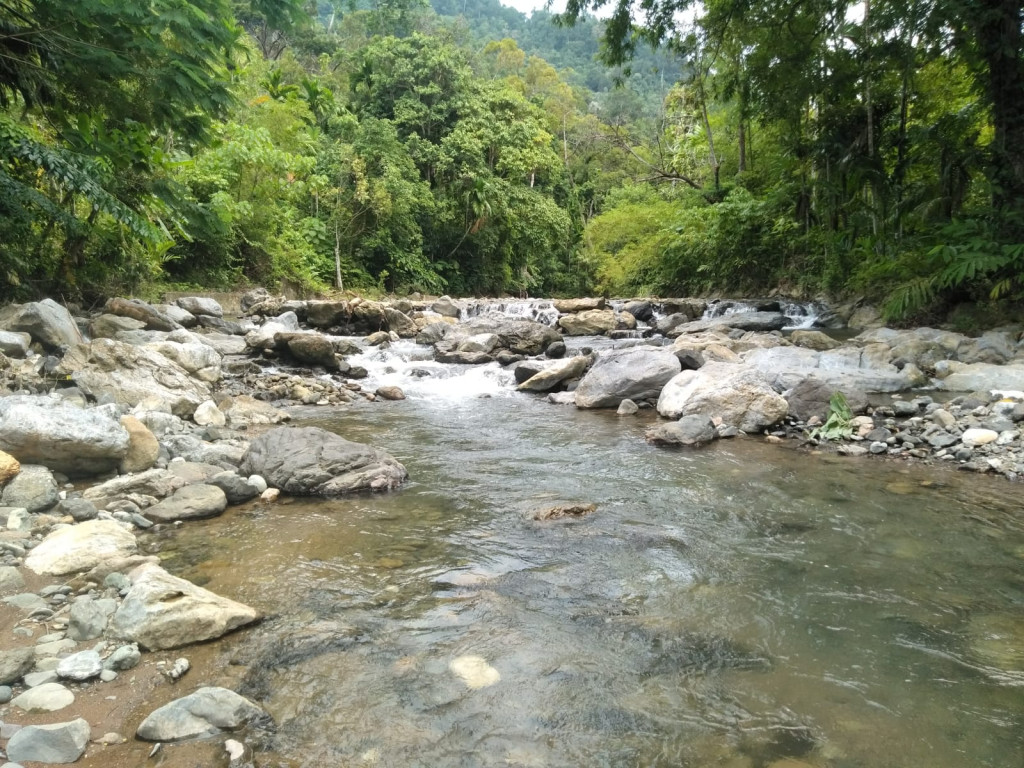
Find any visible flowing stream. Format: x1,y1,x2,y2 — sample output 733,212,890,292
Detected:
161,347,1024,768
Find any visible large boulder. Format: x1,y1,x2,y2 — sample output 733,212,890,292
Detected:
0,646,34,684
0,395,130,477
936,362,1024,392
89,313,146,339
383,307,418,338
244,312,301,351
517,355,592,392
657,362,789,432
557,309,619,336
784,376,868,422
274,332,339,371
136,687,269,742
574,348,681,409
110,563,259,650
25,520,138,576
5,718,91,764
119,415,160,474
56,338,212,417
458,318,561,356
0,449,19,486
239,427,408,496
0,298,83,351
175,296,224,318
742,345,914,393
104,297,181,331
152,340,222,383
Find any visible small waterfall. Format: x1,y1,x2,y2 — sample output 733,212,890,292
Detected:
701,299,827,330
348,340,515,400
460,299,560,326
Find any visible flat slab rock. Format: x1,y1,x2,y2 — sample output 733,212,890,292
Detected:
239,426,408,496
25,519,138,577
110,563,259,651
136,687,269,741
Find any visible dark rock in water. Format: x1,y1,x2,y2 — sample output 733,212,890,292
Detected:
514,361,547,384
435,350,493,365
495,351,523,366
545,341,567,359
136,687,270,742
738,723,818,765
209,471,259,504
239,426,408,496
646,415,718,447
530,503,597,521
623,300,654,323
673,348,705,371
643,631,772,678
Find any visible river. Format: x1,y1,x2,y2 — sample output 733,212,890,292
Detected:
159,343,1024,768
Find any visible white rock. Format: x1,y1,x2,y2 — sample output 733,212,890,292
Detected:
11,682,75,712
25,519,137,576
193,400,226,427
449,655,500,689
961,428,999,448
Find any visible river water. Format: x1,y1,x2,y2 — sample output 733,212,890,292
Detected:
162,347,1024,768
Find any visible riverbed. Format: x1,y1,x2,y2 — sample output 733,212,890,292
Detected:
149,350,1024,768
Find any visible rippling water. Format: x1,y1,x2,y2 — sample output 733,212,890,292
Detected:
164,347,1024,768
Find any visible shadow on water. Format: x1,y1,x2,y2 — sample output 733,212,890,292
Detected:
160,355,1024,767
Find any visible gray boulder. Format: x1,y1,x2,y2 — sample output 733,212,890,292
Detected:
553,297,605,313
383,307,418,337
175,296,224,317
574,348,681,409
458,318,561,355
110,563,259,651
785,376,868,422
103,297,181,331
88,313,146,339
0,330,31,357
144,484,227,522
68,596,113,641
0,396,130,477
56,338,212,417
671,311,788,336
136,687,268,742
239,426,408,496
517,355,592,393
936,362,1024,392
0,646,35,684
152,340,222,383
657,362,789,432
0,298,83,351
275,332,339,371
1,464,58,512
209,471,260,504
0,564,26,593
5,718,91,764
83,468,187,510
646,415,718,447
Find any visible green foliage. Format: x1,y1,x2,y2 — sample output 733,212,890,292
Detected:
809,392,854,442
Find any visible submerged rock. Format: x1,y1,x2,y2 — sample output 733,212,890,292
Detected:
530,503,597,521
449,656,501,689
239,426,408,496
646,415,719,447
110,563,259,650
136,687,269,741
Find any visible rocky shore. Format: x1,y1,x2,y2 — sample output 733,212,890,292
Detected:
0,290,1022,765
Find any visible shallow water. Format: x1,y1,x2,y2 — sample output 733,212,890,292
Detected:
165,350,1024,768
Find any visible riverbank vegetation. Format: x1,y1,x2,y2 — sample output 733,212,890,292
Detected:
0,0,1021,322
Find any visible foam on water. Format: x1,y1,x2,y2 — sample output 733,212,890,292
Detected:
350,339,515,401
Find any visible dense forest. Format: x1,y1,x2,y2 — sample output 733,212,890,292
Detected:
0,0,1021,322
